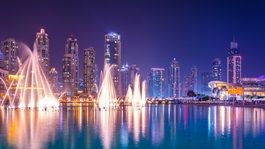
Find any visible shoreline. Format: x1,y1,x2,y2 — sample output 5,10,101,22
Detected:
178,102,265,108
59,100,265,109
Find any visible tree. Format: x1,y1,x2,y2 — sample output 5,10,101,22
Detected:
187,90,196,97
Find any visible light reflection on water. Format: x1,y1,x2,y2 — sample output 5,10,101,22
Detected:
0,104,265,149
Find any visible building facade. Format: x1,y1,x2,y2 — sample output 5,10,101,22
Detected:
94,64,99,93
83,47,96,94
168,58,181,98
183,75,191,96
227,38,242,84
201,72,211,95
0,51,5,69
190,66,198,93
104,32,121,96
208,81,243,100
49,68,58,93
241,77,265,97
36,28,49,76
212,58,222,81
0,51,8,91
1,38,19,75
147,68,165,99
62,36,79,97
121,64,140,96
121,64,130,96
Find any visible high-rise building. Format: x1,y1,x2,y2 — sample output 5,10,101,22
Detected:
104,32,121,96
201,72,211,95
36,28,49,76
1,38,19,75
0,51,5,69
0,51,8,90
121,64,140,95
94,64,99,93
147,68,165,99
227,38,242,84
83,47,96,94
168,58,181,98
212,58,222,81
129,64,140,88
49,68,58,93
183,75,191,96
62,35,79,97
190,66,198,93
121,64,129,95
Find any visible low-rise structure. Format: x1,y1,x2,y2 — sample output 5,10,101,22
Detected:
208,81,243,100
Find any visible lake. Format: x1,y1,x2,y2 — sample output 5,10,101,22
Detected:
1,104,265,149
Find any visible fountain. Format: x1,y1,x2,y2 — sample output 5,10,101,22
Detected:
0,43,59,109
132,74,146,107
124,74,147,107
125,85,133,105
132,74,141,107
97,65,146,109
97,64,117,109
141,80,146,106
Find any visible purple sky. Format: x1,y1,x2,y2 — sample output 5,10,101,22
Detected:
1,0,265,88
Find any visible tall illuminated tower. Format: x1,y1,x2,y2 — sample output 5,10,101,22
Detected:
121,64,129,95
83,47,96,94
104,32,121,96
190,66,198,93
121,64,140,95
128,64,140,89
183,75,191,96
183,66,197,96
212,58,222,81
49,68,58,93
62,35,79,97
201,72,211,95
148,68,165,99
227,37,241,84
1,38,19,75
0,51,8,90
168,58,181,98
36,28,49,76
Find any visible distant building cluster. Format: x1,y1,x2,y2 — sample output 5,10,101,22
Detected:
1,29,264,100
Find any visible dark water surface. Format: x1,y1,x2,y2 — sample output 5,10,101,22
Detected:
1,104,265,149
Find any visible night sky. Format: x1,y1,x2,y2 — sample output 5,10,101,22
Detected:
1,0,265,88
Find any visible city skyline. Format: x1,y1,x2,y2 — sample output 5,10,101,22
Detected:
0,1,265,84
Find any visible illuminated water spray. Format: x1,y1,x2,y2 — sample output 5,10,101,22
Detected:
125,74,147,107
0,43,59,108
97,64,117,108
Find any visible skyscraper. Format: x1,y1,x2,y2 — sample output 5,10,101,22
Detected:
49,68,58,93
121,64,140,95
121,64,129,95
227,38,242,84
1,38,19,75
0,51,5,69
94,64,99,93
183,75,191,96
212,58,222,81
36,28,49,76
0,51,8,90
201,72,211,95
129,64,140,88
104,32,121,96
168,58,181,98
62,35,79,97
147,68,165,99
83,47,96,94
183,66,198,96
190,66,198,93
